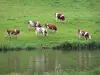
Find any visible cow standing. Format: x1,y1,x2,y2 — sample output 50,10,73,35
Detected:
45,23,57,32
78,29,91,40
28,20,41,30
55,13,65,22
7,29,20,38
35,27,48,36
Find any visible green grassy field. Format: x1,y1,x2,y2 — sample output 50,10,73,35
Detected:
0,0,100,48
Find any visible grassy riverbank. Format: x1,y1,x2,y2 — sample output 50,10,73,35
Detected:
0,0,100,49
0,41,100,51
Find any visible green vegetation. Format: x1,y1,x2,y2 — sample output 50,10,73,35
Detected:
53,41,100,50
0,0,100,49
4,71,98,75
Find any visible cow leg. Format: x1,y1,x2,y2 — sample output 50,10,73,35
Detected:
8,33,11,39
42,32,45,36
28,28,31,31
9,35,11,39
46,32,48,36
35,31,38,36
62,20,65,23
28,28,30,31
15,35,17,39
89,35,91,39
78,34,80,40
28,24,31,31
43,31,47,36
55,17,57,22
85,37,87,40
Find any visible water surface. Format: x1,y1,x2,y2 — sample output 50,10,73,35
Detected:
0,50,100,74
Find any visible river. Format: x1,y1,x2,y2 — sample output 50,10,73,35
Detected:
0,50,100,75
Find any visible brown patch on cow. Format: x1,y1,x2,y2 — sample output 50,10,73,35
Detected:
56,13,65,21
78,29,91,40
45,23,57,31
7,29,20,39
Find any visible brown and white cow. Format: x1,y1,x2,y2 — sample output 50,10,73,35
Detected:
28,20,42,30
45,23,57,32
7,29,20,38
35,27,48,36
78,29,91,40
55,13,65,22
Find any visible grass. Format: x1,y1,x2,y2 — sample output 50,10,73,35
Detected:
0,0,100,49
53,41,100,50
4,70,100,75
4,71,94,75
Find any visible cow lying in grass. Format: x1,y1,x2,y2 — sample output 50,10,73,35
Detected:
78,29,91,40
35,27,48,36
28,20,41,30
55,13,65,22
45,23,57,32
7,29,20,39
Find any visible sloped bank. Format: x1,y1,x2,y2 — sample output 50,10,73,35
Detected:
52,41,100,50
0,41,100,51
0,44,36,52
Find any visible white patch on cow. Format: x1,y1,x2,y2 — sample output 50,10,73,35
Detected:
35,27,48,36
14,29,17,32
60,14,64,17
79,30,83,35
36,21,39,27
47,26,49,29
29,20,33,25
46,23,48,25
89,35,91,39
84,32,88,36
28,20,41,30
55,13,58,21
78,30,83,40
28,20,34,30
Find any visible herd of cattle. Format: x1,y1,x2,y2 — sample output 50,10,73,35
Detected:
7,13,91,40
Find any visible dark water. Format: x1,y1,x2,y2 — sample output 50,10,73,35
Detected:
0,50,100,74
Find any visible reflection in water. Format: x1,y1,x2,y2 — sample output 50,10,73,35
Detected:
78,52,92,70
35,53,45,74
27,56,34,75
8,55,20,72
0,50,99,74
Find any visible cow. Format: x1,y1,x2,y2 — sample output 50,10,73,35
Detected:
78,29,91,40
7,29,20,38
35,27,48,36
45,23,57,32
55,13,65,22
28,20,42,30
